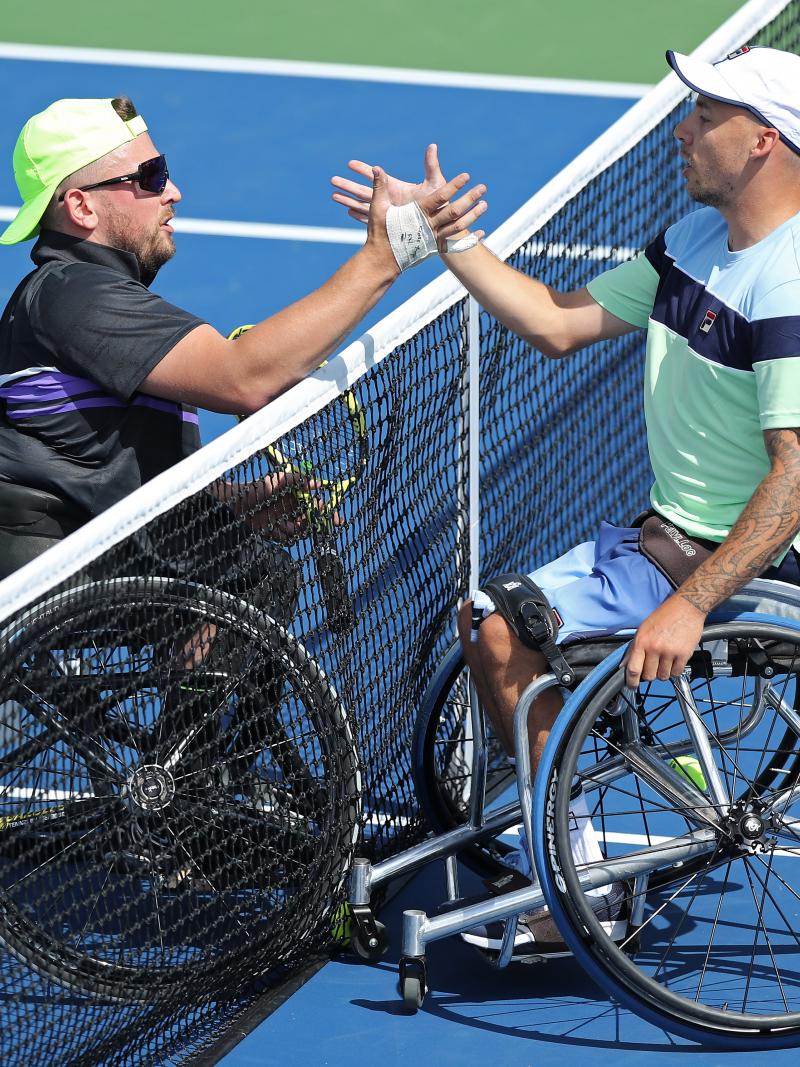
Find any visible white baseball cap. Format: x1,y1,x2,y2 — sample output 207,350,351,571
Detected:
667,46,800,154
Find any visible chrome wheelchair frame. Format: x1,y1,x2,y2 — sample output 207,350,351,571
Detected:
349,578,800,1049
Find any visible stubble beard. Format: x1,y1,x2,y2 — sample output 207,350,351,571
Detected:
104,206,176,279
684,159,737,211
689,183,729,209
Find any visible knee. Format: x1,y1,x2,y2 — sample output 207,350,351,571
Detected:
477,613,546,678
476,612,516,669
458,600,548,680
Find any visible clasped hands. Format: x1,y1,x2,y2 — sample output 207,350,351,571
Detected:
331,143,488,269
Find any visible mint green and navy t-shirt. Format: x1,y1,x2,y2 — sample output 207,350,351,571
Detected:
587,206,800,554
0,231,204,520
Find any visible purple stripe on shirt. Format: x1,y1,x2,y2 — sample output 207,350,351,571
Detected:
130,394,198,423
9,396,196,421
3,369,195,422
0,371,102,402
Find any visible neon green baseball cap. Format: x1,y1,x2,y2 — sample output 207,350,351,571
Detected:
1,98,148,246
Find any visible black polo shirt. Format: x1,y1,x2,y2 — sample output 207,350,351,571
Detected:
0,230,204,518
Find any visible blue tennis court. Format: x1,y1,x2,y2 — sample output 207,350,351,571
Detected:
4,10,800,1065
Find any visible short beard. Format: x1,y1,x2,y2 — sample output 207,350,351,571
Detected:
103,205,176,281
687,172,736,211
690,186,728,209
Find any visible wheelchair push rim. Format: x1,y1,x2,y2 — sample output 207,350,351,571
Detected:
533,618,800,1048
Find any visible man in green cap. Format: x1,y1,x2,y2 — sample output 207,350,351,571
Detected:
0,95,484,579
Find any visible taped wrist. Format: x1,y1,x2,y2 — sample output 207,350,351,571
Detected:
385,201,481,271
385,202,437,271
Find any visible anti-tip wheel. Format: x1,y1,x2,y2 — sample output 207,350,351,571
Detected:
351,920,389,961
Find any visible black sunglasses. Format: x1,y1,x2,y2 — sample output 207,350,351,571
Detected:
58,154,169,201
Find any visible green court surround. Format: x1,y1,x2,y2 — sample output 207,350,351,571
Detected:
3,1,743,84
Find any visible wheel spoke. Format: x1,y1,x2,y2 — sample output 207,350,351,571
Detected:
537,621,800,1041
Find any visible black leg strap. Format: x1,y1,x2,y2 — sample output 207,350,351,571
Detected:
478,573,575,688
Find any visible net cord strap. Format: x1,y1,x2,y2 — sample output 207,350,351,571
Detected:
0,0,784,630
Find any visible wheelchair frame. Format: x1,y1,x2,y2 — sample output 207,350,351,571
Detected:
348,577,800,1047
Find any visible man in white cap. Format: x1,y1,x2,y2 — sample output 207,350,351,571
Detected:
0,96,484,579
335,45,800,953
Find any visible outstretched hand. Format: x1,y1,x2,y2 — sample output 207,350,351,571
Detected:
336,144,488,251
333,143,448,222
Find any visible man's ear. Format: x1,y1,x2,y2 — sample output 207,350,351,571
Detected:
751,126,781,160
60,189,99,234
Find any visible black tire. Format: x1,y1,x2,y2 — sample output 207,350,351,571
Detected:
412,641,515,877
351,919,389,961
534,618,800,1049
399,955,426,1012
0,577,361,1001
401,974,423,1012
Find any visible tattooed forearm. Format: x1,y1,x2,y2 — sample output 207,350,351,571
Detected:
677,428,800,615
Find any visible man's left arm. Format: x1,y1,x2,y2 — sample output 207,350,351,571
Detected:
625,427,800,686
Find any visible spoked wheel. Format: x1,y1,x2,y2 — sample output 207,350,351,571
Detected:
0,577,361,1001
412,642,515,877
533,617,800,1049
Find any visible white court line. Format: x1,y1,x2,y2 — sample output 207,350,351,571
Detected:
0,41,651,98
0,206,640,254
0,205,366,244
173,217,365,245
500,824,800,857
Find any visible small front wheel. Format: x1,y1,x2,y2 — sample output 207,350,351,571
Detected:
399,955,427,1012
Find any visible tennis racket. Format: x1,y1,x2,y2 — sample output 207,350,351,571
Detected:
228,325,366,634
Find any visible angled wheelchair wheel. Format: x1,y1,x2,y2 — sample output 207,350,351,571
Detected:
0,577,361,1001
412,641,515,877
533,617,800,1049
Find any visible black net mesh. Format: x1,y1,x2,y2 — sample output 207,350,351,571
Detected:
0,6,798,1063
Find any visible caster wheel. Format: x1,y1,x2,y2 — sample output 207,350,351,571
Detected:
399,956,427,1013
351,920,389,961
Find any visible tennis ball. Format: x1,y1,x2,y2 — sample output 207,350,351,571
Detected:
669,755,707,792
330,902,353,946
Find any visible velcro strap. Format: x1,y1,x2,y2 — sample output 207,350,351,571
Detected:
479,573,575,687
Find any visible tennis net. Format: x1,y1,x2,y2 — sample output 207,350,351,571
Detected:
0,0,797,1061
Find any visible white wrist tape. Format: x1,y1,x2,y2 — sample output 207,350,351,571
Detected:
385,201,480,271
385,202,437,271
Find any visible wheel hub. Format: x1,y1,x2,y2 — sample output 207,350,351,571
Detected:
740,814,763,840
726,800,774,854
127,764,176,811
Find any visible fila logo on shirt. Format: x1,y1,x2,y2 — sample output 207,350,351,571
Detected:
726,46,750,60
699,309,717,334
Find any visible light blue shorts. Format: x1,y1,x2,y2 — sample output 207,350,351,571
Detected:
530,522,672,644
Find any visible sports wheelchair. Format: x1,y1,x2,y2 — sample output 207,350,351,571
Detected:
348,577,800,1050
0,574,361,1001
